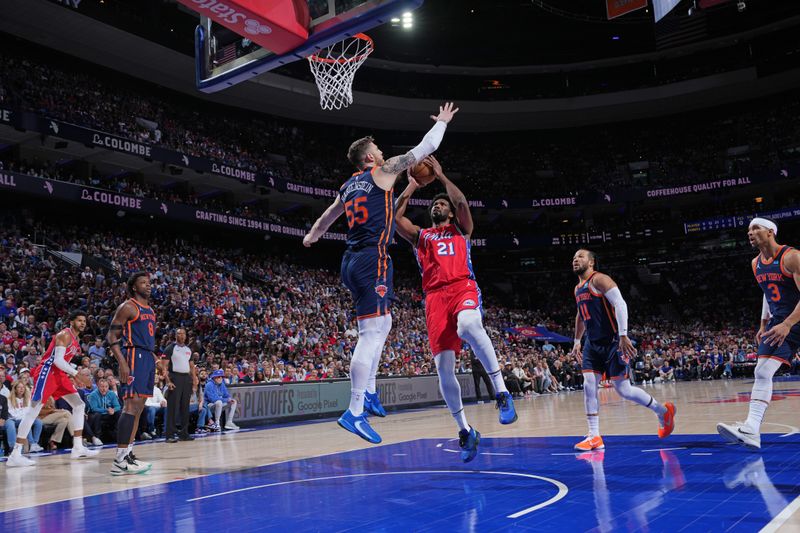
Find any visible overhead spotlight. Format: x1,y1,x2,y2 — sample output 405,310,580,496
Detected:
402,22,412,29
391,17,400,23
737,1,746,12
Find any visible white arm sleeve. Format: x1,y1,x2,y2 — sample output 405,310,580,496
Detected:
604,287,629,337
52,346,78,377
410,121,447,161
761,296,772,321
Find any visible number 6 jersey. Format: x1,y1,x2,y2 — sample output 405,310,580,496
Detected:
415,222,475,293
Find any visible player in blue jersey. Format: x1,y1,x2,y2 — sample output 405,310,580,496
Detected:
570,249,676,451
303,102,459,443
718,217,800,449
107,271,157,475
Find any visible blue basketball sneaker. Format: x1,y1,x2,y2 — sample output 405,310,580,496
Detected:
337,409,382,444
458,427,480,463
363,391,387,417
495,392,518,424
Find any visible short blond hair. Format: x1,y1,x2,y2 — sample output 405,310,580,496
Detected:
347,136,374,169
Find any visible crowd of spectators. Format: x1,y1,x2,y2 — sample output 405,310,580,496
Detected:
2,43,800,200
2,208,799,454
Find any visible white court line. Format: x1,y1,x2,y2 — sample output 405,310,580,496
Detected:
439,447,513,456
186,470,569,519
641,447,687,453
762,422,800,438
691,453,713,456
392,454,407,456
760,495,800,533
551,453,582,456
480,452,514,456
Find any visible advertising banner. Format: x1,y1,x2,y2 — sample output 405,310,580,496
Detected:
1,105,793,210
228,375,477,424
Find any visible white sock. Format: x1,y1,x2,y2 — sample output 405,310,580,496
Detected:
745,400,768,432
115,448,127,461
435,351,469,432
588,415,600,437
746,358,782,431
583,371,600,436
348,315,391,415
613,379,667,416
366,332,385,395
456,310,508,394
12,442,23,455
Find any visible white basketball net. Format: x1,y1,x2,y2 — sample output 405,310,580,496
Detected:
307,34,373,110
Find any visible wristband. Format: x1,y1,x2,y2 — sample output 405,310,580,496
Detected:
574,338,581,345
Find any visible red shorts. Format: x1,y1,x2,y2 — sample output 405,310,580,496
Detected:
425,278,482,355
31,363,77,403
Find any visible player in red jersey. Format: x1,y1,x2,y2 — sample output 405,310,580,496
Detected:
395,156,516,463
6,310,98,467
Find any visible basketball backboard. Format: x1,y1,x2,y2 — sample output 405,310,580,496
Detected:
175,0,424,93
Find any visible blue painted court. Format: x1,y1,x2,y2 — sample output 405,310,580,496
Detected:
2,433,799,532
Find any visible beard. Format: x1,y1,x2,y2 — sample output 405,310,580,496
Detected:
573,264,588,275
431,211,448,224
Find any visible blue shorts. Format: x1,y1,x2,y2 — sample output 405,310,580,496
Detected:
757,319,800,365
122,348,156,399
341,247,393,320
582,337,627,379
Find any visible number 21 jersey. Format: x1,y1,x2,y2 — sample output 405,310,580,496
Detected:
415,223,475,293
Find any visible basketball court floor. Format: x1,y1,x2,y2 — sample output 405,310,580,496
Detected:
2,378,799,532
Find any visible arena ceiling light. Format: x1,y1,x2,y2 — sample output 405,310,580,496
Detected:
401,11,413,29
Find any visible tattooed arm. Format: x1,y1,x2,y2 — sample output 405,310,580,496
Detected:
373,102,459,188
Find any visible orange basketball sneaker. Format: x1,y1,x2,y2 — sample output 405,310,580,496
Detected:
574,435,605,451
658,402,677,439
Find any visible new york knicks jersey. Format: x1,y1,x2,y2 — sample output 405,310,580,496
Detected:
123,299,156,352
575,273,618,342
754,245,800,322
415,223,475,293
339,168,395,250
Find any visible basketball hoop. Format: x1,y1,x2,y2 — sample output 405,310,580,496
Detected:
307,33,373,110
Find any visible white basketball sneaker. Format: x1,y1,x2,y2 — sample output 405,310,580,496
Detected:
6,451,36,468
71,445,100,460
717,421,761,450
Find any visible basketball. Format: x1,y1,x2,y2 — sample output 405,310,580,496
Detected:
410,160,437,185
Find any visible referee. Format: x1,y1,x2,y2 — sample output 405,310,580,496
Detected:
163,328,196,442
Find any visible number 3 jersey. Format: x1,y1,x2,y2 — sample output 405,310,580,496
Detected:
754,245,799,322
415,223,475,293
339,168,395,250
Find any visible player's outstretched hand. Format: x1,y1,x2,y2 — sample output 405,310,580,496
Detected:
302,233,317,248
431,102,459,124
763,321,790,346
407,173,422,189
426,155,444,178
619,335,637,362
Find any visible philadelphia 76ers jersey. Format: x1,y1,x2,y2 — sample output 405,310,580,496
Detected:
339,168,395,250
754,245,800,322
415,223,475,293
575,272,618,343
